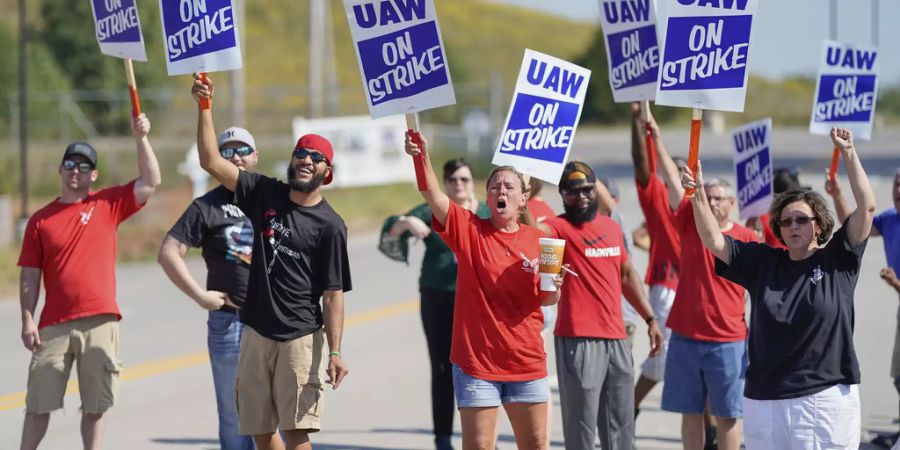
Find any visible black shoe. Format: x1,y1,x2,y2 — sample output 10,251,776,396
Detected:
435,434,454,450
871,431,899,449
704,426,718,450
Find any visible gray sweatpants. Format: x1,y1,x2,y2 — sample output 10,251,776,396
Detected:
555,336,635,450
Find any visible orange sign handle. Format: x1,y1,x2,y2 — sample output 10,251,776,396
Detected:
828,147,840,181
640,101,656,174
405,113,428,192
685,108,703,198
199,72,211,110
124,59,141,118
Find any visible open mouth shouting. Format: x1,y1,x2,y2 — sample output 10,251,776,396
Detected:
496,198,508,214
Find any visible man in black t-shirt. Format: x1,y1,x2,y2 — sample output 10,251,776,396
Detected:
158,126,259,450
192,74,351,450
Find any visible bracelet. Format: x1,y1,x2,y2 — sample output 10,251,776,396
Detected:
644,315,658,325
329,351,341,358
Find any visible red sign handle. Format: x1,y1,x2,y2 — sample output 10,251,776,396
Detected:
828,147,840,181
198,72,211,110
685,109,703,198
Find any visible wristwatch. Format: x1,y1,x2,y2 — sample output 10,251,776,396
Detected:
644,315,658,325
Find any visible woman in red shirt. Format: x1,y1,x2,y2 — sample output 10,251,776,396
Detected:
404,132,564,450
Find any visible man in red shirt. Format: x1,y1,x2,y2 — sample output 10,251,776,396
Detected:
540,161,662,450
629,106,687,419
17,114,161,450
657,145,758,450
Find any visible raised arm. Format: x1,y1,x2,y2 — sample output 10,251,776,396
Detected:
683,161,730,264
831,128,876,246
131,114,161,204
630,103,651,187
404,133,450,227
647,112,684,210
193,74,239,191
19,267,42,352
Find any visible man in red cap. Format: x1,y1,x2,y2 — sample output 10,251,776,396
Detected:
191,74,352,450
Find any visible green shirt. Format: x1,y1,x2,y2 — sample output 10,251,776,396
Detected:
378,201,490,291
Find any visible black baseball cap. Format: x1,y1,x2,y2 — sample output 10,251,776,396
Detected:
559,161,596,191
63,142,98,167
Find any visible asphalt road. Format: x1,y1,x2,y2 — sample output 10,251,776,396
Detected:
1,172,898,449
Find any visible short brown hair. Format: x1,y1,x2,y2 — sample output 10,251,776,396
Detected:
486,166,529,195
769,190,835,246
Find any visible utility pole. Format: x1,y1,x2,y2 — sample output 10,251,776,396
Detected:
871,0,879,46
18,0,28,224
829,0,837,40
230,0,246,126
309,0,325,118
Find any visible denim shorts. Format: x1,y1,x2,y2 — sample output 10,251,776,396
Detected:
661,332,747,418
452,365,548,408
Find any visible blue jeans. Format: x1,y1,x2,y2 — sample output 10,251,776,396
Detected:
208,310,254,450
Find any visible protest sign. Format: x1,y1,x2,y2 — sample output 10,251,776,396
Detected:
732,118,772,220
655,0,759,112
90,0,147,61
809,40,879,141
492,49,591,184
344,0,456,119
159,0,243,75
598,0,660,102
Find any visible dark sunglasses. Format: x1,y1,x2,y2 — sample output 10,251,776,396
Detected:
779,215,815,228
446,176,472,184
563,187,594,199
292,148,328,165
62,159,94,174
219,146,254,158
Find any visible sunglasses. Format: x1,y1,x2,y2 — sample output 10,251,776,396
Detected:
779,215,815,228
563,187,594,199
219,146,254,158
292,148,328,165
62,159,94,174
446,176,472,184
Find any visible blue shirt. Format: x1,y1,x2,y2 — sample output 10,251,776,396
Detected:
873,209,900,271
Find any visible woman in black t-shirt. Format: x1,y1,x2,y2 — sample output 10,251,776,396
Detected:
682,127,876,449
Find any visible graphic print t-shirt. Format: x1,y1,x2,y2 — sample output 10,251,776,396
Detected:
168,185,253,307
236,171,352,341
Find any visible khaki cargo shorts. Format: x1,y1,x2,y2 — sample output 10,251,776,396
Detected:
236,327,327,435
26,314,122,414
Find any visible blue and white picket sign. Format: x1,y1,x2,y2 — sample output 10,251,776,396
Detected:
159,0,242,75
598,0,660,102
732,117,772,220
492,50,591,185
89,0,147,61
809,40,879,140
655,0,759,112
344,0,456,119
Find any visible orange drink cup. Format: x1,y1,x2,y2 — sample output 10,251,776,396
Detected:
539,238,566,291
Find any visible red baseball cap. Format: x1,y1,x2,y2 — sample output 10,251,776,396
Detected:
294,134,334,185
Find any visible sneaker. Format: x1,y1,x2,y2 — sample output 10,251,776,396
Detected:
704,426,718,450
871,431,899,449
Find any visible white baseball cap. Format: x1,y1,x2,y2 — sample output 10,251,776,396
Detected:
217,126,256,151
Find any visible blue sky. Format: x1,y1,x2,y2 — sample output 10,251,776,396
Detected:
493,0,900,85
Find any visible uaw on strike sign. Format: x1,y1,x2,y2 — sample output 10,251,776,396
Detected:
810,41,879,140
344,0,456,119
656,0,759,112
90,0,147,61
598,0,660,102
492,50,591,184
732,118,772,220
159,0,243,75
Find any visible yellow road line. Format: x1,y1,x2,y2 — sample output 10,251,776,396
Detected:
0,300,418,413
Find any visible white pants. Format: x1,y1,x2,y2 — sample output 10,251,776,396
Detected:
639,285,675,382
743,384,860,450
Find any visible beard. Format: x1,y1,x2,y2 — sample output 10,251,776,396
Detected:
563,197,600,225
287,165,326,193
